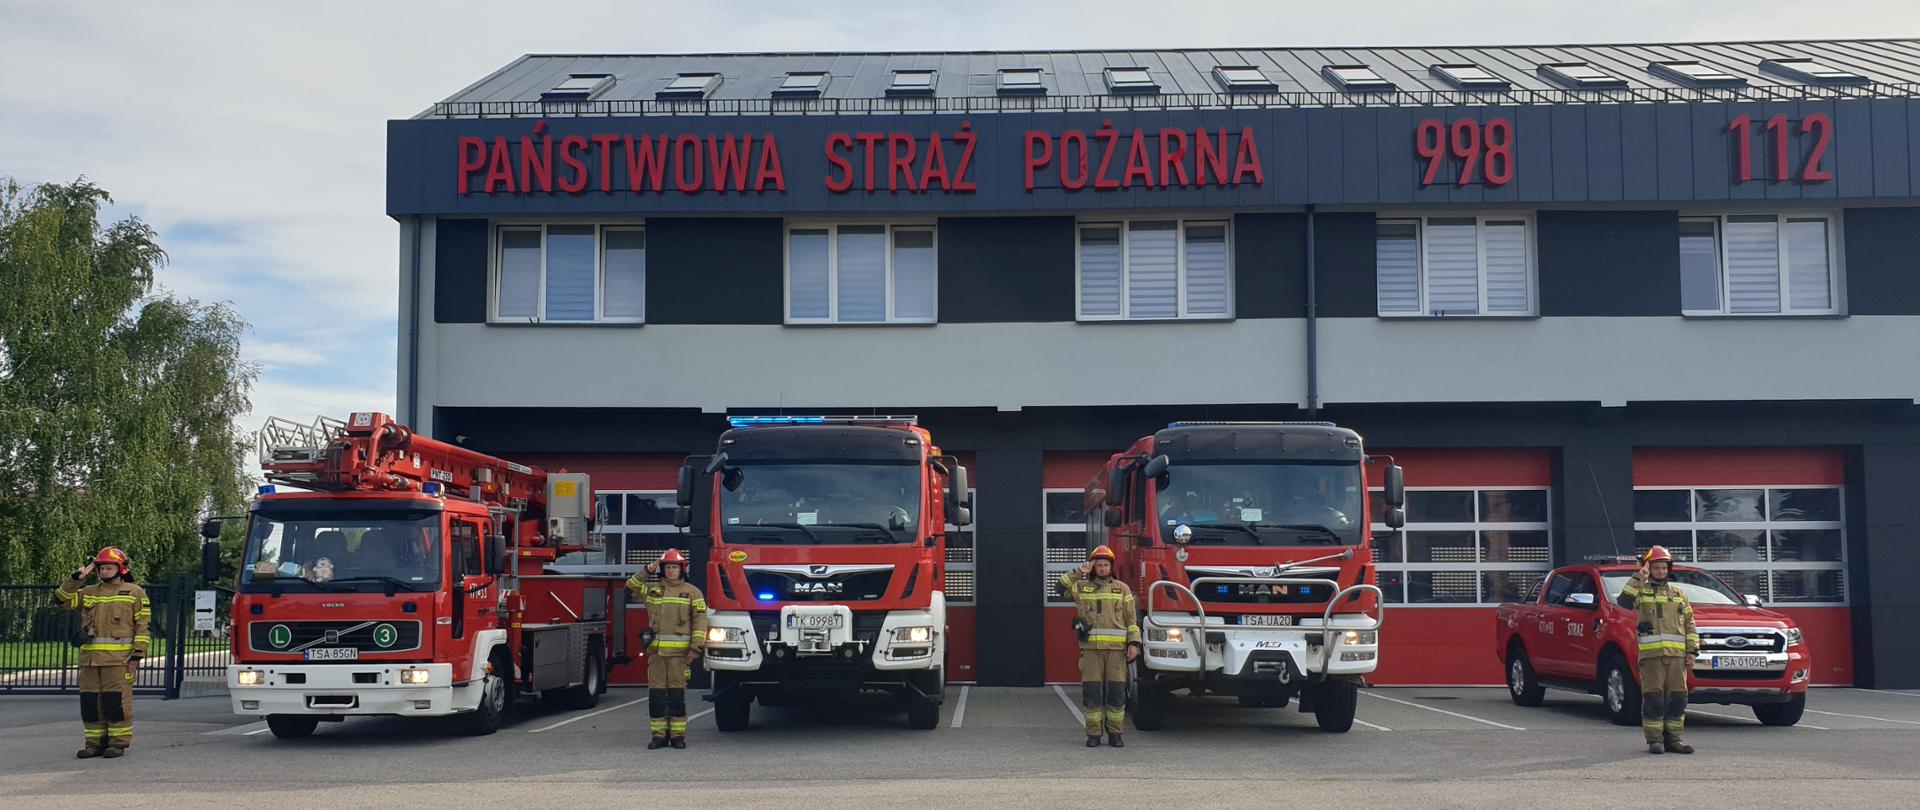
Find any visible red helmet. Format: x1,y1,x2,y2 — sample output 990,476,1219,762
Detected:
1642,545,1674,565
94,547,130,567
1089,545,1116,562
659,549,688,565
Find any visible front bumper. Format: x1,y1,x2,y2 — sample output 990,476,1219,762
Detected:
1141,613,1380,679
1686,649,1811,703
701,606,943,677
227,663,466,716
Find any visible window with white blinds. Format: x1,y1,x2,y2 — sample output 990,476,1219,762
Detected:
492,225,646,323
1076,219,1233,320
1679,214,1839,316
786,224,937,324
1375,216,1535,317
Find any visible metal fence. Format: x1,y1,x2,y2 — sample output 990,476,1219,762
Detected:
0,575,230,698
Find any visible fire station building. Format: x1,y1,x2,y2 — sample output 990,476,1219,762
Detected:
388,40,1920,688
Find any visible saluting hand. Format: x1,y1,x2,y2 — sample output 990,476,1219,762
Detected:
645,561,659,575
1078,563,1092,575
75,563,96,580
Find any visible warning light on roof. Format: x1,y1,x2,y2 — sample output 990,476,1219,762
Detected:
422,482,443,496
257,485,277,495
757,592,777,601
727,415,919,428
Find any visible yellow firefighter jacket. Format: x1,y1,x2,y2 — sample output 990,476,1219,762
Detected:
625,573,708,655
56,578,151,666
1616,574,1699,660
1057,570,1141,651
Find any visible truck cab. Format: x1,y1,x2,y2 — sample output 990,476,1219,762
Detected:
1494,561,1810,726
1092,421,1404,733
675,415,969,731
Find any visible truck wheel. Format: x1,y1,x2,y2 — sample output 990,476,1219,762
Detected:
1131,663,1169,731
714,691,751,732
1754,693,1806,726
461,651,513,736
550,646,604,710
1312,678,1358,733
1506,648,1546,707
1600,655,1641,727
265,715,319,739
906,667,943,730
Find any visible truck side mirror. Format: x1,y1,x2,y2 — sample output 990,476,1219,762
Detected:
1384,465,1406,509
1383,506,1406,530
676,463,695,507
199,519,223,540
945,464,972,527
1743,594,1763,608
1104,467,1126,509
1104,510,1123,528
487,533,508,573
672,507,692,529
1141,455,1171,480
950,506,972,527
200,541,222,585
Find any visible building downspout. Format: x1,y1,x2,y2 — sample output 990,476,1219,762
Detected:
406,216,423,429
1305,205,1319,418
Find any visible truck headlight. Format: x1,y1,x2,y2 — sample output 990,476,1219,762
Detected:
896,626,932,643
1784,627,1803,647
236,669,265,686
400,668,431,685
1343,630,1377,646
1147,627,1182,642
707,627,744,644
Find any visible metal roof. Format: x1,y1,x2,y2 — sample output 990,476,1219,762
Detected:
422,39,1920,117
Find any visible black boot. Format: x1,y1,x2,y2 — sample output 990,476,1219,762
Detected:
101,748,124,759
669,737,686,749
647,737,668,750
76,747,102,759
1646,742,1665,755
1108,732,1124,748
1664,738,1694,754
1085,735,1102,747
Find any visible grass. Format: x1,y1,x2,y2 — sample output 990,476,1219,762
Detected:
0,638,228,671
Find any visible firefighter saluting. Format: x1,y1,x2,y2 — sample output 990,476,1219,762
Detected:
55,547,150,759
1057,545,1141,747
1617,545,1700,754
625,549,707,749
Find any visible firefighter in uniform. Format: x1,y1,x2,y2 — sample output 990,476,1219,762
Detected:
626,549,707,749
55,547,150,759
1057,545,1140,748
1617,545,1700,754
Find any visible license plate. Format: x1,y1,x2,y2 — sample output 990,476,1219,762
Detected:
1713,655,1769,670
1238,615,1294,626
305,647,359,661
785,614,844,630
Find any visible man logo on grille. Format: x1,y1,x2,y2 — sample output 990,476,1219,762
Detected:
373,624,399,648
268,624,292,649
808,565,830,577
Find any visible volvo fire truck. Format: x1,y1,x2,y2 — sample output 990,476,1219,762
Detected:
1087,421,1403,732
674,415,970,730
217,413,616,738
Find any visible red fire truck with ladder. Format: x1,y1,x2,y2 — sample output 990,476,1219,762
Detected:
214,412,617,738
1088,422,1403,732
673,415,970,730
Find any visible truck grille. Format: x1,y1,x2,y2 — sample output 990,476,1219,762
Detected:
1185,569,1336,605
745,570,893,602
247,620,423,654
748,611,886,648
1697,629,1786,654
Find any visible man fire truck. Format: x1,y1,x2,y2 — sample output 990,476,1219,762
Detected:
673,415,969,731
217,413,615,739
1088,422,1403,733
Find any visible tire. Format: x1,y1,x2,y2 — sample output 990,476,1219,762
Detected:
1600,654,1641,727
550,647,604,710
265,714,318,739
1506,647,1546,707
1131,663,1169,731
1312,678,1358,733
906,667,942,730
712,673,751,732
460,651,512,736
1754,693,1806,727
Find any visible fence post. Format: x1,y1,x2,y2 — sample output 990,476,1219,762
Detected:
166,574,190,699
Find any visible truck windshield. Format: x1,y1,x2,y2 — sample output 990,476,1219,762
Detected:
1601,570,1743,606
239,510,443,593
719,463,922,544
1156,462,1364,546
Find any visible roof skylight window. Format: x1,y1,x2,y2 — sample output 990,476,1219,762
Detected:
998,68,1047,95
1648,60,1747,87
887,69,937,97
1105,67,1160,94
1213,65,1278,92
1322,64,1395,92
1430,63,1510,90
541,73,614,101
657,72,722,99
774,71,829,98
1759,57,1868,85
1537,62,1627,89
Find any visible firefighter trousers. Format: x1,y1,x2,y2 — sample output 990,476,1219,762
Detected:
78,665,135,750
1079,649,1127,736
1639,656,1689,744
647,652,692,739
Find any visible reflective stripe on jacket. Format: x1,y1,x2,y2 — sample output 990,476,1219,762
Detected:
1057,571,1140,651
1616,574,1699,659
625,573,709,654
56,578,151,665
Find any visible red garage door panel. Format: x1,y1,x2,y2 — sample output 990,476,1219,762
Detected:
1772,606,1853,685
1044,606,1083,683
945,607,978,683
514,453,685,491
1374,608,1504,685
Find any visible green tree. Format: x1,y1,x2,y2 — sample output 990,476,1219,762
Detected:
0,178,255,584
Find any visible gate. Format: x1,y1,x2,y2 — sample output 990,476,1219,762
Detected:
0,574,229,698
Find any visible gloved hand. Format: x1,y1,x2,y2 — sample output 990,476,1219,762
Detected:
1072,617,1089,642
1637,621,1653,634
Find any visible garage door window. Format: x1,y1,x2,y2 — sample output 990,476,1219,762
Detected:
1370,487,1552,604
1632,486,1845,604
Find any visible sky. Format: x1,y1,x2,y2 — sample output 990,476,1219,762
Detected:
2,0,1915,433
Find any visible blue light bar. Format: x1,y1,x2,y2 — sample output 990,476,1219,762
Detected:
728,414,919,429
757,592,778,601
257,485,277,495
422,482,443,496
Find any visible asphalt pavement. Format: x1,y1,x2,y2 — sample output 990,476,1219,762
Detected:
2,685,1916,808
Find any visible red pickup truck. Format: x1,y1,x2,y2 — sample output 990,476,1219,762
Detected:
1494,561,1809,726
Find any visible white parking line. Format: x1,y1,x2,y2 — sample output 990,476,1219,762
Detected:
1857,689,1920,698
950,685,970,728
528,695,648,733
1353,718,1392,732
245,727,273,735
687,707,715,723
1805,709,1920,726
1686,708,1829,730
1051,685,1084,725
1359,691,1524,730
207,721,268,736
